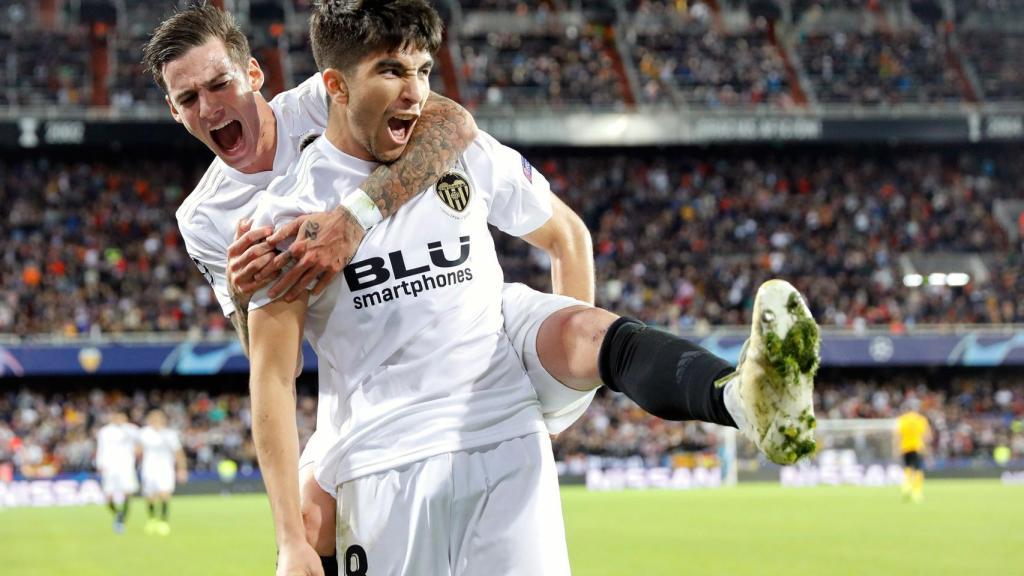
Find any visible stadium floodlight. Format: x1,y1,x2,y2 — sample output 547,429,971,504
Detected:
902,274,923,287
928,273,947,286
946,273,970,287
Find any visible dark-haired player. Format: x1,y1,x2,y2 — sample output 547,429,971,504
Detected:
245,1,821,574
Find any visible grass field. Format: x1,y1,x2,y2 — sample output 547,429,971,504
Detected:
1,480,1021,575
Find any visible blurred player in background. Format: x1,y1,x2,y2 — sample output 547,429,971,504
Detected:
95,411,140,534
140,409,188,536
895,400,932,502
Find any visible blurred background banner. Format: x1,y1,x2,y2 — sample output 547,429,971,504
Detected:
2,113,1023,147
4,328,1024,377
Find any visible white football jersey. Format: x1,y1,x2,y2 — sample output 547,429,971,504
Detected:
250,132,553,489
176,73,328,315
139,426,182,477
96,422,140,474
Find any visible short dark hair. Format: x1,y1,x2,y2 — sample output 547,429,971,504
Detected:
310,0,443,74
142,3,251,93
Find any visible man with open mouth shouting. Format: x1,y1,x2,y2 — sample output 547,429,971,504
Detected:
144,4,478,573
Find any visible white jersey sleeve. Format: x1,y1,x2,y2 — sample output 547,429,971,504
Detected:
476,132,553,237
247,144,337,311
178,208,235,317
250,154,330,233
272,74,329,140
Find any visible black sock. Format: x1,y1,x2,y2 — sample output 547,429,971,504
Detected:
161,501,169,522
320,555,338,575
108,501,117,515
148,502,155,519
120,501,130,522
598,317,737,428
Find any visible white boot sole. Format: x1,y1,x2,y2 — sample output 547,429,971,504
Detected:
730,279,820,464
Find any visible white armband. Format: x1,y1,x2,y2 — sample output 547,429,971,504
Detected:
341,188,384,231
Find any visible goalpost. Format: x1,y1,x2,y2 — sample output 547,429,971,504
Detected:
815,418,901,462
724,418,907,486
580,419,906,490
778,418,906,487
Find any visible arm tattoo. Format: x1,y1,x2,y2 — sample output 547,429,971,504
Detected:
360,93,477,219
304,221,321,241
230,303,251,359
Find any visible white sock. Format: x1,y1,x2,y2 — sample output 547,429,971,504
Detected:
722,375,750,434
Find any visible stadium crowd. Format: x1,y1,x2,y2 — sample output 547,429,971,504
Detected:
498,147,1021,328
0,387,317,478
0,28,92,107
954,0,1024,19
2,144,1019,336
459,28,627,110
959,31,1024,102
0,157,210,336
0,0,1022,489
7,0,1024,110
2,376,1021,479
796,30,963,106
630,27,793,107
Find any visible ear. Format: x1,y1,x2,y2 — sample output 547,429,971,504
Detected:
165,95,182,124
322,68,349,105
247,57,265,92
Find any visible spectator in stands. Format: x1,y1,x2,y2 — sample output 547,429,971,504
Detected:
1,377,1020,481
2,145,1019,334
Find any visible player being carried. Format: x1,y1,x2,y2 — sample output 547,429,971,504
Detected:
145,6,480,569
139,409,188,535
144,2,821,573
244,0,822,574
95,410,140,534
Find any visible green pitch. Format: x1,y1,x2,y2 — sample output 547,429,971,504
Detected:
1,481,1020,575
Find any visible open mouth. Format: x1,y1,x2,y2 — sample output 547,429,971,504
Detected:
210,119,244,154
387,115,417,144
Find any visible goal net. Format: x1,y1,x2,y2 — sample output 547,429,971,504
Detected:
774,418,906,487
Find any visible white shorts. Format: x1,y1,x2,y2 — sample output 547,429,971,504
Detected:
502,282,597,434
141,470,175,497
336,432,570,576
298,283,597,476
101,468,138,498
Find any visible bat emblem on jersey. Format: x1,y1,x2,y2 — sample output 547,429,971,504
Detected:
435,171,472,215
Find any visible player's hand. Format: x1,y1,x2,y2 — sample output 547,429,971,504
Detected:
266,207,366,302
276,540,325,576
227,218,277,304
177,469,188,484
